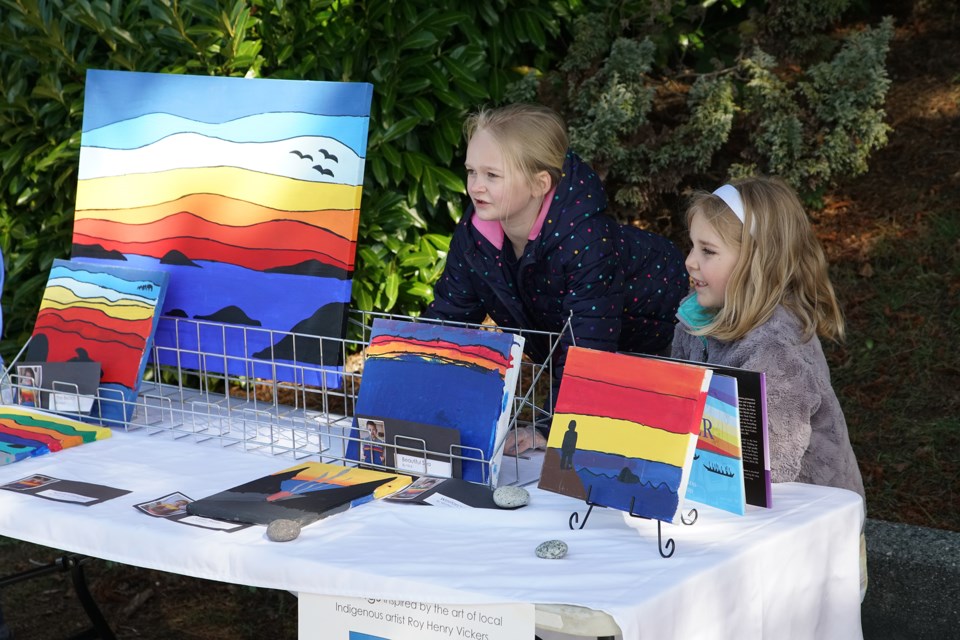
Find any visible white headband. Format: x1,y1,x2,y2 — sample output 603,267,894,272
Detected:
712,184,746,226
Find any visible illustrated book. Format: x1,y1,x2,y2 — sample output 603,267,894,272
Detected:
645,355,772,508
684,373,746,515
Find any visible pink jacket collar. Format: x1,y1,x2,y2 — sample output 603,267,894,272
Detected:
470,187,557,250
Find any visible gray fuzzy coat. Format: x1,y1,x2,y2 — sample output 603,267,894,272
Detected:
671,298,866,503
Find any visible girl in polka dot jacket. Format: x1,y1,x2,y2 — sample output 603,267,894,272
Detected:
424,103,688,454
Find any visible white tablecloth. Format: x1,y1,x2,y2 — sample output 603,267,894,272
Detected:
0,430,865,639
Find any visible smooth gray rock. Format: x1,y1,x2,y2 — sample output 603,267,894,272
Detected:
266,518,302,542
493,486,530,509
535,539,568,559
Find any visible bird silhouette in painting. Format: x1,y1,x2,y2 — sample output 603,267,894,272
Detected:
290,149,314,162
313,165,335,177
318,148,339,163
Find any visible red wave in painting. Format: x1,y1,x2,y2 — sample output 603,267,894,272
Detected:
73,212,355,271
33,307,150,388
0,424,65,451
34,307,153,351
564,347,709,399
556,374,703,436
368,335,511,369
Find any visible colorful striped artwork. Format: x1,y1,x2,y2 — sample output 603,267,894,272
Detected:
348,319,525,485
685,373,746,515
0,406,111,466
186,462,412,526
71,69,373,384
538,347,712,523
25,259,168,425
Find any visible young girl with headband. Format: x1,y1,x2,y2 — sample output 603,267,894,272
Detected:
673,176,867,596
425,103,688,454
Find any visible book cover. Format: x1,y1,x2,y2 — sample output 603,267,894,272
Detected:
685,374,746,515
25,259,169,426
363,416,462,479
538,347,712,524
346,319,524,485
645,355,773,508
0,406,112,466
186,462,412,526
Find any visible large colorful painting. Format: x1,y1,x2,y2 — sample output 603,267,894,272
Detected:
538,347,711,523
684,373,746,515
25,259,168,425
347,319,525,485
0,406,111,465
72,69,373,385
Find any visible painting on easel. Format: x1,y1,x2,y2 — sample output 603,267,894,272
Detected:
71,69,373,386
538,347,711,523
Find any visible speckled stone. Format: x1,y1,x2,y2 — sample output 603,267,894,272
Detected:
535,539,568,559
266,518,302,542
493,486,530,509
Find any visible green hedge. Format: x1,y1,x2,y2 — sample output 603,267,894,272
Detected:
0,0,893,360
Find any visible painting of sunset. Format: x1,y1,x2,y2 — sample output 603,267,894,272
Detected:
71,69,373,384
348,319,524,484
25,259,167,424
0,405,111,466
538,347,712,523
684,373,746,515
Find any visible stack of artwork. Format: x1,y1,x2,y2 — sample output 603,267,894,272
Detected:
71,69,373,386
0,405,111,465
538,347,712,524
347,319,525,485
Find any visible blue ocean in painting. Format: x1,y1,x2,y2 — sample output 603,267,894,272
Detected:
351,358,507,484
74,254,349,385
573,449,683,522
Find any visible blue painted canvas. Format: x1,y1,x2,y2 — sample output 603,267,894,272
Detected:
347,319,525,485
71,69,373,387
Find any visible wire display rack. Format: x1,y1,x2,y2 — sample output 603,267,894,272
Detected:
3,311,568,487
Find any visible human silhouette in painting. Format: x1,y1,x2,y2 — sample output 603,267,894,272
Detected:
361,419,385,467
560,420,578,470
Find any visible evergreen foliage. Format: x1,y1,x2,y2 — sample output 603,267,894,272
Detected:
0,0,894,360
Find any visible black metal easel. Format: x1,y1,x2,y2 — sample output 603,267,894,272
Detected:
568,485,697,559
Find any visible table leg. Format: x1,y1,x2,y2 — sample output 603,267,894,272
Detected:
0,554,117,640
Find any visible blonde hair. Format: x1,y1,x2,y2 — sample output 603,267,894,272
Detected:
464,103,568,191
686,176,845,342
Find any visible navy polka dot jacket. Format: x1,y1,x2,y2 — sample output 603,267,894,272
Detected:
425,151,689,392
